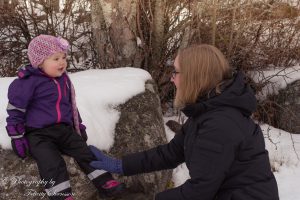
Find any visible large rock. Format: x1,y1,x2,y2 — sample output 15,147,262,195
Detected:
274,80,300,134
111,80,172,198
0,80,172,200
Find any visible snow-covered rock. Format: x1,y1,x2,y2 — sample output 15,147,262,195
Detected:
0,68,171,199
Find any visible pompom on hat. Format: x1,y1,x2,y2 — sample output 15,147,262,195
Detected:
27,34,69,68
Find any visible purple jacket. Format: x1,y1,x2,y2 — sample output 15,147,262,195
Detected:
6,65,80,129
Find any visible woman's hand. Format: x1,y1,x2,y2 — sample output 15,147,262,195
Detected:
89,145,123,174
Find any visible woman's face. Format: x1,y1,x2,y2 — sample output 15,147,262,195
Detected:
171,55,180,88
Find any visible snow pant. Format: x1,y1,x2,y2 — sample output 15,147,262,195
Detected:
25,123,113,200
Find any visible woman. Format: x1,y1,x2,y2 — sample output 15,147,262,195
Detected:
89,44,279,200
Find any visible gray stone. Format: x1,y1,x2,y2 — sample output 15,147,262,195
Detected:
274,80,300,134
0,80,172,200
0,150,97,200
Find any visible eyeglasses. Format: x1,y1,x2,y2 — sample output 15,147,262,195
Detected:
171,69,180,79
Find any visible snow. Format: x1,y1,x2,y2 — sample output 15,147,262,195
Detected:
275,165,300,199
0,67,151,150
136,37,142,47
253,124,300,199
0,77,15,149
251,65,300,99
1,68,300,199
261,124,300,169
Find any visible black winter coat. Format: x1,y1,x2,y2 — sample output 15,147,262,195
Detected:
122,71,279,200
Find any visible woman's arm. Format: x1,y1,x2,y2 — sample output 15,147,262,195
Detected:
122,130,185,176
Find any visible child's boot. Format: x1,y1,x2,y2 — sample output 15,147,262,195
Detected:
99,179,125,197
89,171,125,197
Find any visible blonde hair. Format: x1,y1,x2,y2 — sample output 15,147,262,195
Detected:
174,44,232,108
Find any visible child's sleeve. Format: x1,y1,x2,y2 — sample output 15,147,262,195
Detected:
78,110,83,124
6,78,35,126
78,110,86,131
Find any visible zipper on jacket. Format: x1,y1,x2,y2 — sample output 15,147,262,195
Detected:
53,79,62,123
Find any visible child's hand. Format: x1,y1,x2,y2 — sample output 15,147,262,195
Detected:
89,145,123,174
11,137,30,159
6,124,30,159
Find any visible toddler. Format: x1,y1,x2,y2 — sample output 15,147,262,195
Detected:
6,35,124,200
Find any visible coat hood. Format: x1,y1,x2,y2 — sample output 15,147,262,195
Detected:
182,71,257,118
17,64,45,79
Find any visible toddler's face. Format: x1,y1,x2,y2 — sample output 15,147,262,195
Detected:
39,52,67,77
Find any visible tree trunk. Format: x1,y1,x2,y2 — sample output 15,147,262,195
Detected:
91,0,142,68
152,0,167,66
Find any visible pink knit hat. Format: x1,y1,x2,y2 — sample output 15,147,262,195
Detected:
27,34,69,68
